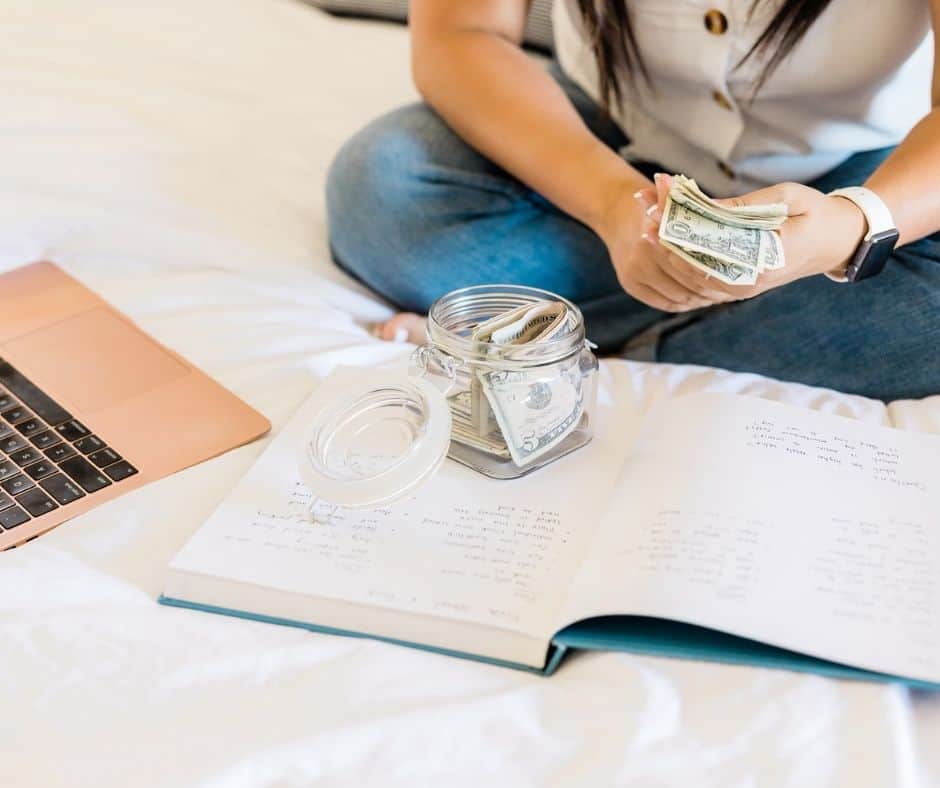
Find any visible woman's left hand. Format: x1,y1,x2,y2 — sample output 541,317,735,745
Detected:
635,175,869,306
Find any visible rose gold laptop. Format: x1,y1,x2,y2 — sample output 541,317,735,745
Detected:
0,261,270,549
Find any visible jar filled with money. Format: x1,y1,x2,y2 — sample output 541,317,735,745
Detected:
412,285,598,479
296,285,598,516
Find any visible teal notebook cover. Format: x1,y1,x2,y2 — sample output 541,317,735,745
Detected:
158,596,939,689
551,617,940,689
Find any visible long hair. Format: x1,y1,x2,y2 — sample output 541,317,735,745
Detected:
573,0,835,108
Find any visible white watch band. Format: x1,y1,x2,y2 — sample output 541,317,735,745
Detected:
825,187,897,282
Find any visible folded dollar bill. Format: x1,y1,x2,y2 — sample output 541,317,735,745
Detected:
477,354,584,468
658,175,788,286
472,301,568,345
458,299,583,468
469,301,568,438
669,174,788,231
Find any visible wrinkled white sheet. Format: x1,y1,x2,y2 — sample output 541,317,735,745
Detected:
0,1,937,785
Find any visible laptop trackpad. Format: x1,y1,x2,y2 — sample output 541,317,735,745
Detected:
3,308,189,414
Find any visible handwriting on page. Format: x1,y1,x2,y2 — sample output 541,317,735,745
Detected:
744,419,927,492
808,515,937,665
227,480,573,635
627,508,938,674
626,509,768,602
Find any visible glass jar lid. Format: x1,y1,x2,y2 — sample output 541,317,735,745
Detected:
298,374,452,509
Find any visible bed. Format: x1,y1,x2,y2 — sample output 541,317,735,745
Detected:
1,1,938,785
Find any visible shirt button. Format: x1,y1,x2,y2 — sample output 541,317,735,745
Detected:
704,9,729,35
717,161,736,179
712,90,734,111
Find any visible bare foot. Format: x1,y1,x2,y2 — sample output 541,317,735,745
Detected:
371,312,428,345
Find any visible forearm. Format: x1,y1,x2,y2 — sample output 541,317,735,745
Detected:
866,108,940,246
410,22,647,236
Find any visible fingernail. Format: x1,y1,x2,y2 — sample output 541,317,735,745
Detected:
645,205,658,217
633,191,644,200
392,327,409,343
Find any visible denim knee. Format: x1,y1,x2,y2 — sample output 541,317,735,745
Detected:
326,105,446,309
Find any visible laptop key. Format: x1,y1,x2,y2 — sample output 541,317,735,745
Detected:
59,456,111,493
16,488,57,518
74,435,105,455
25,461,56,481
0,505,29,530
16,418,46,438
40,474,85,505
2,406,32,425
1,474,35,496
0,491,13,510
0,360,72,427
0,434,28,454
44,443,76,463
0,421,12,440
56,420,90,442
89,448,121,467
0,461,17,481
30,431,60,450
103,460,138,482
10,447,42,467
0,393,14,411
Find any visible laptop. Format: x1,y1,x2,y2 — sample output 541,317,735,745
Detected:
0,261,271,549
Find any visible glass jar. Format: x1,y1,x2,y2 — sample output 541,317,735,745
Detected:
412,284,598,479
297,285,598,513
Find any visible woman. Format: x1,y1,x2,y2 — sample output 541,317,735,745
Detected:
326,0,940,401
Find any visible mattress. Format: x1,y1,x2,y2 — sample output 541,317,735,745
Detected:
0,1,937,785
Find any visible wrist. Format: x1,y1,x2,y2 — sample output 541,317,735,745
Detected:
591,171,652,245
821,194,868,275
562,141,651,242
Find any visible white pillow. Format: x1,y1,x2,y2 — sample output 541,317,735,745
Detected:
305,0,555,51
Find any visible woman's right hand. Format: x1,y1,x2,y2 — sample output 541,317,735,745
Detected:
596,175,736,313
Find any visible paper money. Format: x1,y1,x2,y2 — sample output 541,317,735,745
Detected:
477,354,584,467
659,198,765,270
658,175,788,285
449,391,512,459
457,299,583,468
470,301,568,437
472,301,567,345
669,174,788,231
659,239,759,286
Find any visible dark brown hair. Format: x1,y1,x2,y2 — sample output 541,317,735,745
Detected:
574,0,835,108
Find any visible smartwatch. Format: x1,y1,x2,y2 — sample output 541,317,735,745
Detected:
825,187,899,283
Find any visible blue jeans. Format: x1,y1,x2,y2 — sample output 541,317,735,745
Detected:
326,68,940,401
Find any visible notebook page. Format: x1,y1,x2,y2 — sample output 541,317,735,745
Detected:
560,393,940,683
167,365,633,643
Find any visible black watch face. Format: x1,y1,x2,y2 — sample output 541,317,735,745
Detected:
850,229,899,282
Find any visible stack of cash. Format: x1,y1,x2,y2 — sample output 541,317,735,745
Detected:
449,300,584,468
658,174,789,286
449,390,511,460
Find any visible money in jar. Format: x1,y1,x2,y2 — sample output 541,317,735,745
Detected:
411,285,599,479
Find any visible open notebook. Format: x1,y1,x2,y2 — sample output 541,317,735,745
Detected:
161,367,940,686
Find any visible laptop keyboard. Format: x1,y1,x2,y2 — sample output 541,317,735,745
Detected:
0,359,137,533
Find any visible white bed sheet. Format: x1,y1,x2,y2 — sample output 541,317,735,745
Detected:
0,1,937,785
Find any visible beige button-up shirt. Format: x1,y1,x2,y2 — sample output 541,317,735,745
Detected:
554,0,934,195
